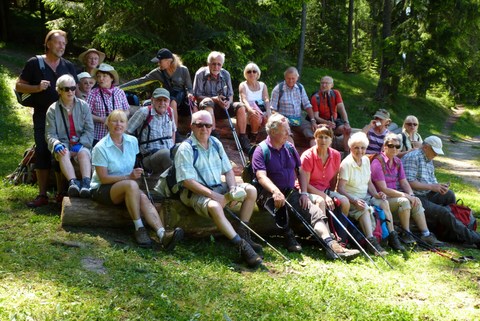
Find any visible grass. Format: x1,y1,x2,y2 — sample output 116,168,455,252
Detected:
1,46,479,320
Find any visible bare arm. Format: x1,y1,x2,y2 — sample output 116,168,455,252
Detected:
95,166,143,184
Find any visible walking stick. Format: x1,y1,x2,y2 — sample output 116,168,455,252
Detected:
223,207,290,262
327,208,380,270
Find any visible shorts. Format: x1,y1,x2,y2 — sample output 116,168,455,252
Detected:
91,184,117,206
348,196,384,221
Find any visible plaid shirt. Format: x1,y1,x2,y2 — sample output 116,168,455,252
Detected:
87,86,130,140
270,81,312,118
402,148,437,196
192,67,233,99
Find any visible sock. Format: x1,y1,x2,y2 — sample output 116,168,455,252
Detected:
230,234,241,245
133,219,144,231
324,236,334,246
421,230,430,237
157,227,165,240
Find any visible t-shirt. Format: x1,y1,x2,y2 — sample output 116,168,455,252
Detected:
299,146,341,191
311,89,343,120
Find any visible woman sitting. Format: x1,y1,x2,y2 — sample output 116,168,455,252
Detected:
370,133,443,246
238,62,271,143
90,110,183,249
397,115,423,158
337,132,405,255
45,74,94,199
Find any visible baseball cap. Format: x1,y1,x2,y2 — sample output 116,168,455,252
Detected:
424,136,444,155
77,72,93,80
152,88,170,99
151,48,173,63
374,109,390,120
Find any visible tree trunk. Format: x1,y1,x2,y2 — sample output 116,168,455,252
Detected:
346,0,354,68
375,0,394,100
297,1,307,76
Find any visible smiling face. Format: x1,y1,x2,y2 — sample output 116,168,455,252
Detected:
47,34,66,58
96,71,114,89
284,72,298,88
152,96,169,115
78,77,95,93
191,111,213,142
383,136,401,159
85,52,100,69
107,111,128,136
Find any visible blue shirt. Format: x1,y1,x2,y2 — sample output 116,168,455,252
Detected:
402,148,437,196
90,133,139,189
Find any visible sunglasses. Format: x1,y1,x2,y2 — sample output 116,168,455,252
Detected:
247,70,258,74
60,86,77,92
386,144,401,149
406,123,418,126
193,123,213,129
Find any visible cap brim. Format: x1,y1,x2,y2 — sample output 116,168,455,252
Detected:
151,57,159,63
153,95,169,99
432,146,444,155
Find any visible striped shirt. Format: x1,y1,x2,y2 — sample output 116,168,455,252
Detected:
366,128,389,154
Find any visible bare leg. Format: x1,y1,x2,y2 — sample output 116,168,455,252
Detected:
238,184,257,222
208,201,237,239
171,99,179,128
77,150,92,178
139,192,164,231
235,105,247,134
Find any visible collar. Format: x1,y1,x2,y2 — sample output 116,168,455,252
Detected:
380,152,401,167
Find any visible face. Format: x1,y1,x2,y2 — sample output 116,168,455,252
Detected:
191,115,213,141
107,116,127,135
320,78,333,92
284,73,298,88
404,119,418,133
78,78,95,93
271,120,291,145
246,68,258,80
350,143,367,160
96,72,114,89
158,58,172,70
85,53,100,69
152,96,169,114
47,34,66,58
384,139,401,158
58,80,76,102
315,133,332,149
423,145,437,160
208,58,223,76
373,117,388,128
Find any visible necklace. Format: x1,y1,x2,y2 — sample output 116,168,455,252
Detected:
114,141,123,146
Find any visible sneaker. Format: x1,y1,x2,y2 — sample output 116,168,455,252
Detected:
421,232,445,248
328,240,361,260
367,236,388,256
239,134,251,151
161,227,184,251
26,194,49,208
134,227,153,248
79,177,91,198
400,231,416,245
238,239,262,268
236,223,263,255
388,230,406,252
284,228,302,252
67,179,81,198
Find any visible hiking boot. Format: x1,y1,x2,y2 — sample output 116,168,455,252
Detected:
239,134,251,151
400,231,416,245
236,223,263,255
284,228,302,252
388,230,406,252
238,239,262,268
26,194,49,208
79,177,91,199
328,240,360,260
161,227,184,251
421,232,445,248
367,236,388,256
67,179,81,198
134,227,153,248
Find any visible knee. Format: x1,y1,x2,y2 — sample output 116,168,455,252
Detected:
244,184,257,199
207,201,224,217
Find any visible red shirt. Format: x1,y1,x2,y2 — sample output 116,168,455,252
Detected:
298,146,341,191
311,89,343,120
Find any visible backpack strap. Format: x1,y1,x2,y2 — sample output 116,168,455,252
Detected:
186,137,222,188
401,132,407,151
36,55,46,78
277,81,304,110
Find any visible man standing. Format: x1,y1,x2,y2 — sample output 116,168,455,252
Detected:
175,110,263,268
252,113,360,259
15,29,78,207
192,51,251,150
127,88,175,174
311,76,351,151
403,136,480,247
270,67,317,147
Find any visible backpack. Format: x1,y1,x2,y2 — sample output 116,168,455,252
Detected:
372,205,390,244
154,137,221,198
447,199,477,231
241,141,297,184
14,55,46,107
6,145,37,185
277,81,304,110
136,105,174,148
312,89,337,121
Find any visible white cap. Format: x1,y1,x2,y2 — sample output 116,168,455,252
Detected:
424,136,444,155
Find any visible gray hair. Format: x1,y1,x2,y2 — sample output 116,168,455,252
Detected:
284,66,299,77
266,113,288,135
56,74,76,92
348,131,369,148
191,110,212,124
207,51,225,65
384,133,400,145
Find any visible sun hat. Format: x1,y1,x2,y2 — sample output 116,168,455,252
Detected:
151,48,174,63
93,63,119,84
424,136,444,155
152,88,170,99
374,109,390,120
78,48,106,65
77,72,93,80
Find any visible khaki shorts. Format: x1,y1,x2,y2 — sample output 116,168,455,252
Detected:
348,196,385,221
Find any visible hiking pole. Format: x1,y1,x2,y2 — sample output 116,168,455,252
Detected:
327,208,380,270
342,213,395,269
283,199,342,261
223,207,290,262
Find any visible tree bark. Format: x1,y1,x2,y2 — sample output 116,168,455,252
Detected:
375,0,394,100
297,1,307,76
347,0,354,69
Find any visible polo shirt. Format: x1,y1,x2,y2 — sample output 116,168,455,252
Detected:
370,152,405,192
299,146,340,191
339,154,371,199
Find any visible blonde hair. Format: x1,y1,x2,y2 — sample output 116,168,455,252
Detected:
243,62,261,79
44,30,67,53
106,110,128,126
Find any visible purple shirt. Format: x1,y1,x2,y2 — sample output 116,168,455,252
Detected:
370,152,406,192
252,136,300,190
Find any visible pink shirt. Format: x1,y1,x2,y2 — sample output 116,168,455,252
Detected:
370,152,406,191
299,146,341,191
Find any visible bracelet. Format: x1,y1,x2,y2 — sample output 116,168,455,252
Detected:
310,119,316,123
300,192,308,196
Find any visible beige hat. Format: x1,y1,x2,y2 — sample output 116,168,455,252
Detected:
374,109,390,120
93,63,119,84
424,136,444,155
78,48,106,65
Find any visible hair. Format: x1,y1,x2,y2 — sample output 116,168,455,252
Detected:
243,62,261,80
83,51,99,64
96,70,114,80
384,133,400,146
265,113,288,135
321,76,334,84
55,74,76,92
44,30,67,53
314,125,334,139
106,110,128,126
166,53,183,74
402,115,419,132
207,51,225,65
348,131,369,149
284,66,299,77
191,110,212,124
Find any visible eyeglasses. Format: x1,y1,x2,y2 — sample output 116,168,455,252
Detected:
406,123,418,126
193,123,213,129
60,86,77,92
247,70,258,74
374,117,383,121
210,62,222,66
352,146,366,150
386,144,401,149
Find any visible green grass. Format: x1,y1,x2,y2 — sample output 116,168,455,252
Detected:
1,48,479,321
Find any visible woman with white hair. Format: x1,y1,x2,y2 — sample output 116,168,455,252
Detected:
397,115,423,158
239,62,271,143
45,74,94,199
337,132,405,255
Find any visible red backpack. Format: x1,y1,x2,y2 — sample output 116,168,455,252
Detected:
448,199,477,231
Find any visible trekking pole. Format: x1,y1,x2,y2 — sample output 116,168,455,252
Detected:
283,199,343,261
223,207,290,262
342,214,395,269
327,208,380,270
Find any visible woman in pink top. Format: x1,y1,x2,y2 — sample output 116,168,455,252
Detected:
299,126,349,215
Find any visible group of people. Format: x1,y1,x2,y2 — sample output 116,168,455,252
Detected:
15,29,479,267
